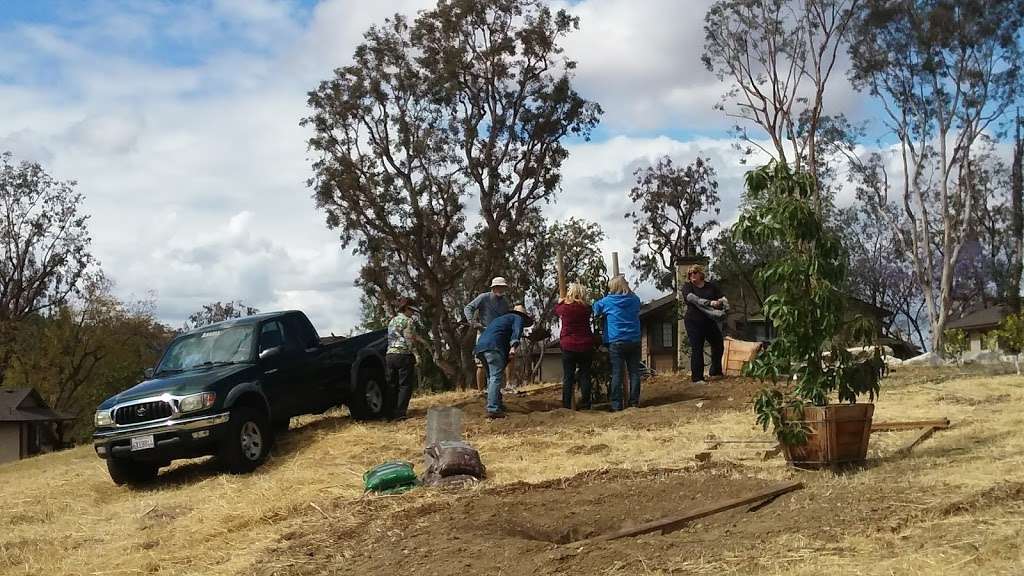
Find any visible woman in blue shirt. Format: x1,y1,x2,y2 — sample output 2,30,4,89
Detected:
592,276,642,411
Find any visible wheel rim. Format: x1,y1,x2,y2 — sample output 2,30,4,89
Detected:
240,421,263,461
365,379,383,413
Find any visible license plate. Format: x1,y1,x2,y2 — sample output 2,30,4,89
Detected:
130,435,155,451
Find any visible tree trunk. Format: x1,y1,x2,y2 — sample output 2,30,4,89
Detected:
1009,113,1023,314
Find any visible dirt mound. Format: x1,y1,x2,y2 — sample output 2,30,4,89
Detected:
259,464,800,576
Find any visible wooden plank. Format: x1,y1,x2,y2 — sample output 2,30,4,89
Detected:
703,439,776,445
556,249,567,300
556,249,572,409
895,426,939,456
871,419,950,432
573,481,803,545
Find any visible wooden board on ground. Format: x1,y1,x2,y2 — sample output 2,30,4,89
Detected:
723,337,762,376
895,426,940,456
573,480,803,545
871,418,950,432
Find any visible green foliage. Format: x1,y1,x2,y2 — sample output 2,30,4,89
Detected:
942,328,968,364
513,216,608,330
303,0,601,389
183,300,259,331
734,162,883,444
6,274,171,443
994,314,1024,355
0,152,95,383
628,155,720,291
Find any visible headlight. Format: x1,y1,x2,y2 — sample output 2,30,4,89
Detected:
179,392,216,413
94,410,113,427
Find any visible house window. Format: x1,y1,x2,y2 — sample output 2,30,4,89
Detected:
662,322,674,349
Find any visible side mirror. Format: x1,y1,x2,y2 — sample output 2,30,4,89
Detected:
259,346,283,362
144,367,155,379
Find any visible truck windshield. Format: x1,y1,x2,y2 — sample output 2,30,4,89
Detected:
157,325,256,374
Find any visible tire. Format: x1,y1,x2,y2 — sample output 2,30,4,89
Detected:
349,361,387,421
218,405,270,474
106,458,159,486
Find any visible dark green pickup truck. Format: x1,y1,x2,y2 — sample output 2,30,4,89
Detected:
92,310,388,485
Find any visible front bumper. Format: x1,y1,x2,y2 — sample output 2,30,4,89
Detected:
93,412,230,460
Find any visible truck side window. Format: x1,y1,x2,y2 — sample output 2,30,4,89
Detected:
285,315,319,350
259,321,286,353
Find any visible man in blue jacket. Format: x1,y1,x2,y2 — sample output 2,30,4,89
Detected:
592,276,642,411
474,305,533,420
464,277,511,391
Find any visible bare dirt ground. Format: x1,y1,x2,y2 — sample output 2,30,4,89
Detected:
2,367,1023,575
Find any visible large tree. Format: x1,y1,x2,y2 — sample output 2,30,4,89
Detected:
836,204,927,349
183,300,259,331
628,156,720,291
1009,113,1024,313
702,0,862,213
847,0,1024,355
7,275,171,444
0,152,94,384
304,0,600,387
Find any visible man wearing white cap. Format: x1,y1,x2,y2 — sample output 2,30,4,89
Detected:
464,277,511,390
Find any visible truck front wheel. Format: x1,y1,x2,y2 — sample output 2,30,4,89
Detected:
218,405,270,474
107,458,159,486
349,362,387,421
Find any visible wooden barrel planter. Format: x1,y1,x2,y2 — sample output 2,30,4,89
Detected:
782,404,874,470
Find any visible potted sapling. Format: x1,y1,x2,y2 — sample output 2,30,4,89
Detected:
734,163,885,470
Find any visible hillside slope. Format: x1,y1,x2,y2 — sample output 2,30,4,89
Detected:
1,368,1022,575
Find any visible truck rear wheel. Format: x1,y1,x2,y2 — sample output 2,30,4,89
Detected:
218,405,270,474
349,362,386,421
107,458,159,486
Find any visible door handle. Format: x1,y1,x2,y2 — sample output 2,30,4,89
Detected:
264,368,279,375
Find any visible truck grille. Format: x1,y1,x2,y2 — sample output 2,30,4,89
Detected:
114,401,173,425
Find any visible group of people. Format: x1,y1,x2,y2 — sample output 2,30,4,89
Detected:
382,264,729,421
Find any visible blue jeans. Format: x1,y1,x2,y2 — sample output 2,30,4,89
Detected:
609,341,642,410
479,351,507,414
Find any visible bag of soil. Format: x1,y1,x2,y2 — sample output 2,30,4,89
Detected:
421,474,480,489
424,441,486,479
363,460,417,493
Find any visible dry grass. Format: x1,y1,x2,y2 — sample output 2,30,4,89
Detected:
1,367,1022,575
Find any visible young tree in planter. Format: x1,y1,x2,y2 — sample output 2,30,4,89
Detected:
734,162,882,453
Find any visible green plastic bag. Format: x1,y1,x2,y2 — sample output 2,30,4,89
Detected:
363,460,417,493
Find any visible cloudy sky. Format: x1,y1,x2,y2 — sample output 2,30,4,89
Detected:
0,0,870,335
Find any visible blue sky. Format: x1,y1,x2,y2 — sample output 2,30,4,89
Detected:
0,0,872,333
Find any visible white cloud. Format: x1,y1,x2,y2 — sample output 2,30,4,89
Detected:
0,0,851,333
560,0,728,132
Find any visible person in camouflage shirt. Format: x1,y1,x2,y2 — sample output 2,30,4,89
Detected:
386,297,421,419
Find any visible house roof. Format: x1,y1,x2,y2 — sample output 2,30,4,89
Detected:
946,305,1012,331
639,293,676,318
0,388,74,423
